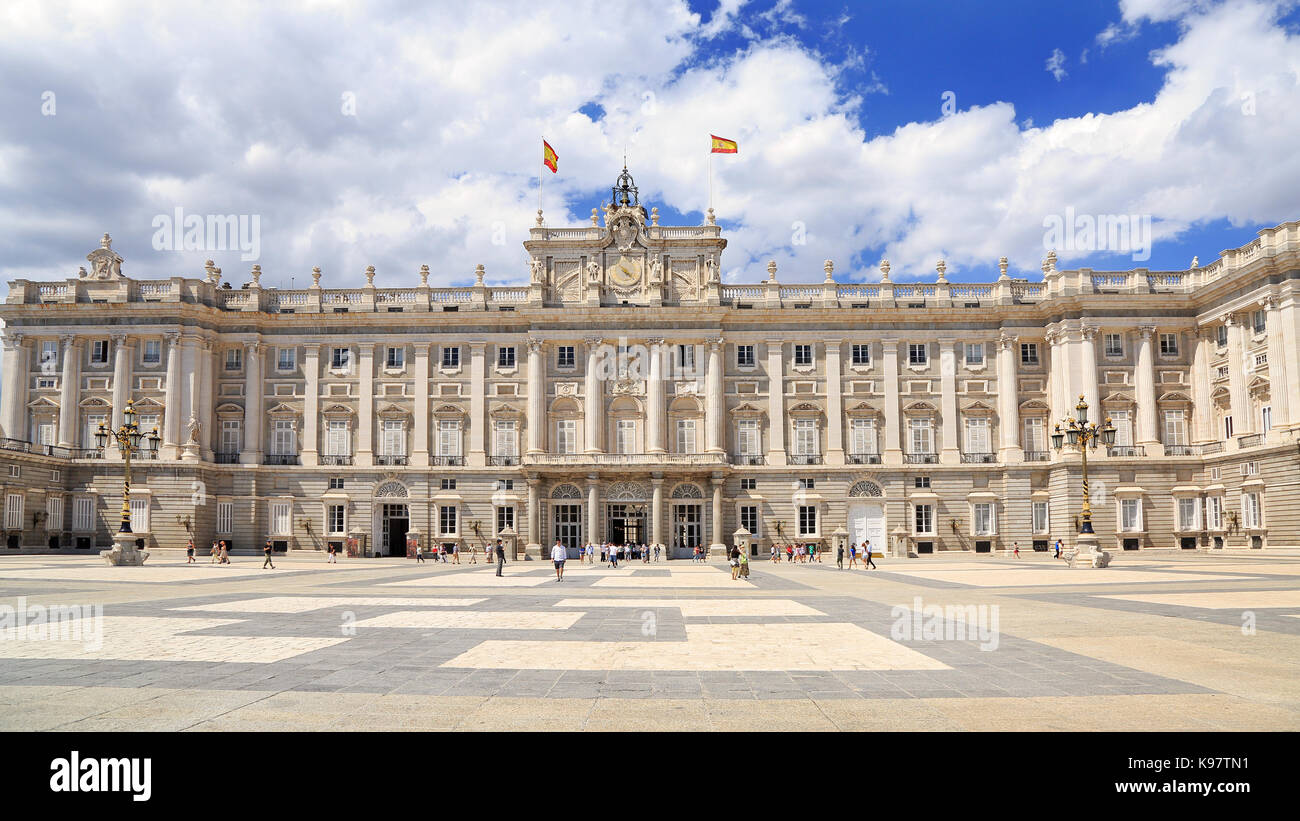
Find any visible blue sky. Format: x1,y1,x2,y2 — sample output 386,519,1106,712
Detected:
1,0,1298,287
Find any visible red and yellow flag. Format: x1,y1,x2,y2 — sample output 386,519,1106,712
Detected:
543,140,558,173
710,134,738,154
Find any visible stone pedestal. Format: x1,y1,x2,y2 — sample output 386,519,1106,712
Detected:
1067,533,1111,568
100,531,149,565
181,442,200,462
524,542,542,560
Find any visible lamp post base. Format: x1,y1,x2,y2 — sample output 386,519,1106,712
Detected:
100,531,150,566
1066,532,1111,568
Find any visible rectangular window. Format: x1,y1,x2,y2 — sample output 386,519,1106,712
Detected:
1177,498,1199,531
1243,493,1262,529
1111,411,1132,447
1020,343,1039,366
73,497,94,531
437,420,461,456
677,344,696,371
495,420,518,457
46,496,63,531
331,347,350,369
439,506,458,536
328,477,345,490
382,420,405,456
739,505,759,537
908,343,927,366
964,343,984,366
84,414,106,449
221,420,241,454
914,504,933,534
270,502,291,536
278,347,296,370
327,504,345,535
143,340,161,364
5,493,24,530
737,345,755,368
441,478,456,490
385,346,404,368
442,346,460,368
798,505,817,536
129,497,149,533
495,479,514,491
556,345,575,369
909,418,933,454
37,422,55,447
850,418,876,455
793,419,818,455
1224,415,1233,440
91,340,110,364
797,478,816,490
1120,498,1141,532
51,469,60,483
1032,501,1049,534
1159,333,1179,357
272,420,296,455
1253,310,1266,334
1261,406,1272,434
496,505,515,535
740,478,756,490
914,476,931,489
225,348,242,371
556,420,577,454
676,419,697,454
615,420,636,455
973,503,995,536
1104,333,1123,357
1023,417,1045,452
737,419,759,455
1163,410,1186,446
1217,324,1228,348
965,418,990,454
40,340,59,371
1205,496,1223,530
216,501,233,534
793,344,812,366
497,346,516,368
851,344,870,366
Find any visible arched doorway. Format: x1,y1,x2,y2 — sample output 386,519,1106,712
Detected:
374,481,409,557
847,480,886,556
605,481,649,547
670,483,704,559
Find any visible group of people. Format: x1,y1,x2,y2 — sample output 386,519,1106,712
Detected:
769,543,824,563
838,540,878,570
186,538,231,565
575,542,660,566
1009,539,1067,559
728,544,750,580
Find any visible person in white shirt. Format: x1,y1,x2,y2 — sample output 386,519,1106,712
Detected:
551,540,568,581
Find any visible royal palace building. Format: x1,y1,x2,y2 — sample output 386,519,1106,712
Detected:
2,169,1299,558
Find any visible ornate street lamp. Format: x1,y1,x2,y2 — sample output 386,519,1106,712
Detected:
1052,395,1116,567
96,399,160,539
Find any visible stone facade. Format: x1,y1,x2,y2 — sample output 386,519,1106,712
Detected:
2,174,1298,558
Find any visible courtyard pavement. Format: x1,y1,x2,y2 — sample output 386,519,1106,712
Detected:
1,550,1297,731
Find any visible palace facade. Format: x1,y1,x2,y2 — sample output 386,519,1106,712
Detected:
2,170,1298,558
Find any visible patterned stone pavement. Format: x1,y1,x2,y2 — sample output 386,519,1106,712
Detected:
0,551,1297,730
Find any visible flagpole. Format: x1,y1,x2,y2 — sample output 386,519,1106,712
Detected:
708,143,713,214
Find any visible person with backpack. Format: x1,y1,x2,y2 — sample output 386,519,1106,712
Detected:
262,539,275,569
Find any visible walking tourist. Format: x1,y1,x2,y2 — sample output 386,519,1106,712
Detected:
848,542,858,569
1012,541,1020,558
210,540,219,563
452,543,461,564
654,544,661,562
219,540,230,564
327,543,338,563
186,538,195,563
1054,538,1063,560
729,544,741,580
552,539,568,581
738,547,750,580
864,539,877,570
416,542,425,563
494,537,506,576
262,539,276,569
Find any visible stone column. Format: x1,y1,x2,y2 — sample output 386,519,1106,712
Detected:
705,336,725,454
939,338,959,464
996,333,1022,461
1078,326,1100,420
1263,296,1290,436
198,339,214,460
646,338,666,453
1278,291,1300,432
1225,314,1250,436
240,341,263,464
526,477,541,557
357,344,374,465
586,476,599,547
0,334,27,441
825,339,844,465
710,475,724,552
882,339,902,464
765,339,786,465
526,338,545,454
58,335,83,449
1046,329,1066,428
302,344,320,465
650,474,664,552
110,333,132,454
1190,326,1213,443
413,343,430,465
1134,325,1161,455
469,341,486,466
584,337,603,453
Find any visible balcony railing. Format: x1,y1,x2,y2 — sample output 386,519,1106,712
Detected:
733,455,765,465
961,452,995,464
0,438,32,453
1108,446,1146,457
1165,445,1200,456
1202,441,1225,454
847,452,882,464
376,455,409,466
523,452,727,467
432,456,465,466
265,454,300,465
70,447,103,459
215,451,241,464
789,454,823,465
321,455,353,466
1023,450,1050,462
1237,433,1263,449
488,455,519,466
905,452,938,464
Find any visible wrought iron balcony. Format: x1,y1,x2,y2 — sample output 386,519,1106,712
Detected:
71,447,103,460
1237,433,1263,449
1107,446,1145,457
847,452,881,464
733,455,765,465
961,452,995,464
264,454,300,465
1164,445,1200,456
789,454,823,465
488,455,519,466
1022,450,1050,462
905,452,937,464
377,455,409,466
432,456,465,466
320,455,353,466
0,437,31,453
522,452,727,467
215,451,241,464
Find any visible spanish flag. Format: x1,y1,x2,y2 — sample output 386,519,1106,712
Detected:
543,140,558,173
710,134,738,154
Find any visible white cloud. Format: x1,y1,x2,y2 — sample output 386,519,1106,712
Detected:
1046,47,1068,81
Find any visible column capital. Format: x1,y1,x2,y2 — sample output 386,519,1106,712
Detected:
1222,312,1239,327
527,337,545,354
645,337,665,347
1259,294,1277,311
998,333,1018,350
1137,324,1157,339
708,336,725,351
61,334,81,348
1081,325,1099,341
244,340,261,356
109,331,130,344
584,336,603,347
163,332,179,348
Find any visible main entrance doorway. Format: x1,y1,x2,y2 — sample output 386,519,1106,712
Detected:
553,504,582,551
606,503,646,546
671,503,701,559
381,503,409,557
848,501,886,556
